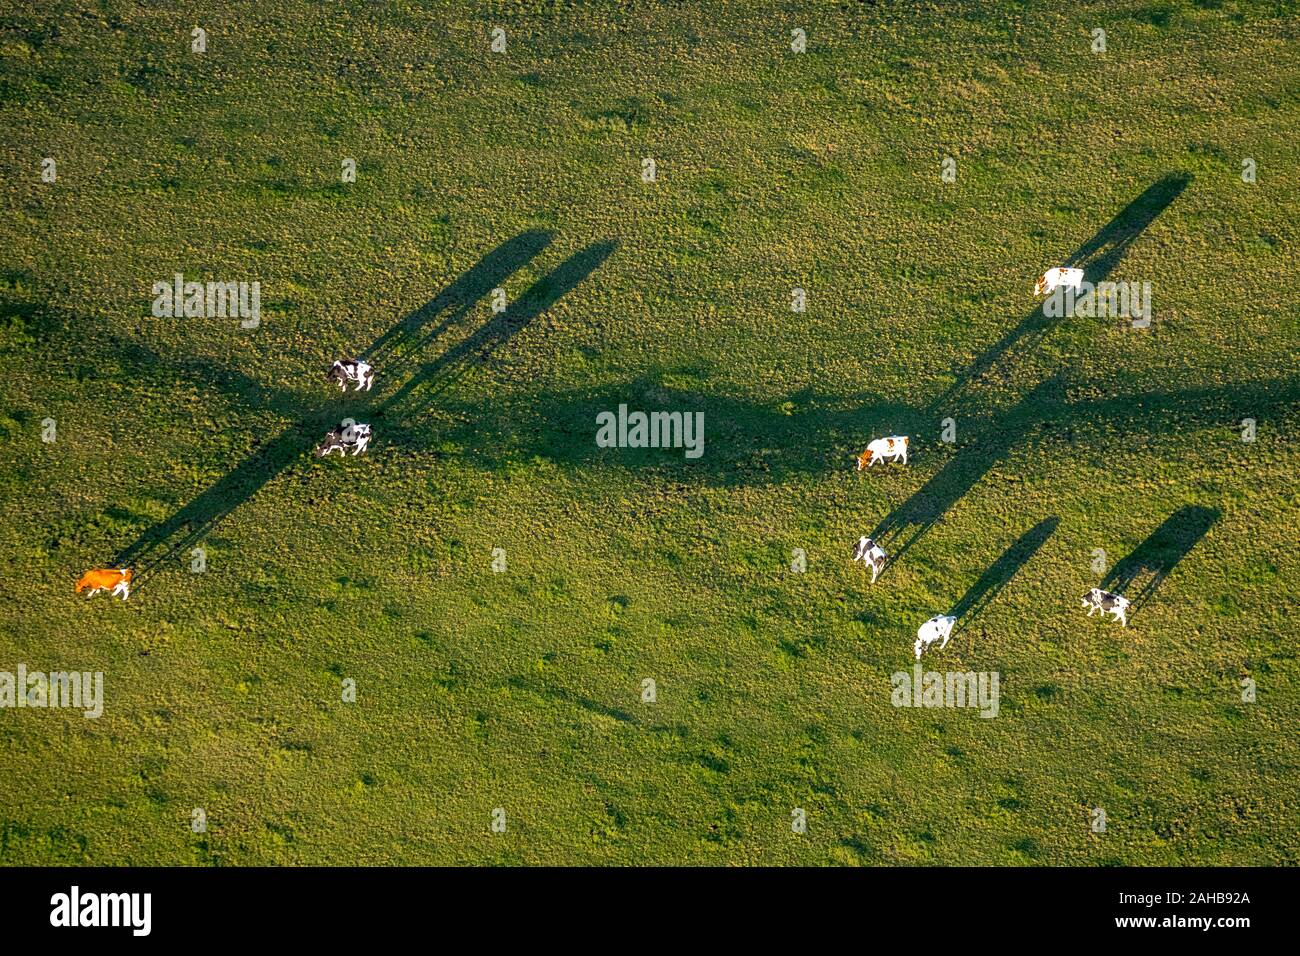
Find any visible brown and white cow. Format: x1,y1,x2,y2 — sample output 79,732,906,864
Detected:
75,568,132,601
858,436,909,470
1034,267,1085,297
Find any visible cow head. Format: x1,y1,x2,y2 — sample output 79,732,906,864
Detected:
856,449,873,471
1034,274,1048,296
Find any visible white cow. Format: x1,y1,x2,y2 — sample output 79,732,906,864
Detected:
1034,267,1085,297
1081,588,1130,627
914,614,956,660
858,436,909,470
852,536,888,583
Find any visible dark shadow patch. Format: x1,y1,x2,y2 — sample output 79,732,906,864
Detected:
873,377,1064,563
378,240,617,431
950,516,1059,632
1101,504,1220,611
505,674,637,725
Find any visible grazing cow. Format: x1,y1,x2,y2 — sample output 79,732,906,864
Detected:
1081,587,1130,626
852,536,888,583
327,359,374,392
858,436,909,470
316,422,372,457
75,568,132,601
914,614,956,660
1034,267,1085,297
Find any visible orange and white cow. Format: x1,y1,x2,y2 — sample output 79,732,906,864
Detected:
858,436,909,470
1034,267,1084,297
75,568,133,601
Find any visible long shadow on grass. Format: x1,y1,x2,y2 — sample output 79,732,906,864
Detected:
949,516,1058,635
504,673,639,725
111,232,619,586
930,172,1190,416
1100,504,1220,612
363,230,553,374
377,240,616,429
871,375,1063,563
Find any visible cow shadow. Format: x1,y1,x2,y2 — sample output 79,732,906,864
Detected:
931,172,1190,415
378,240,617,427
1067,173,1191,283
364,229,554,377
949,516,1059,635
876,173,1192,560
873,375,1064,563
112,232,616,587
1100,504,1220,611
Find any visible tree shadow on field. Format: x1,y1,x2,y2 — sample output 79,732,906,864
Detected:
431,372,1298,490
112,232,614,589
1100,504,1220,612
427,375,922,481
932,172,1190,415
949,516,1058,635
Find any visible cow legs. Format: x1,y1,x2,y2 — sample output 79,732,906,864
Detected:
113,582,129,601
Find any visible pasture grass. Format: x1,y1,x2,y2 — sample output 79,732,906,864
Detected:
0,0,1297,864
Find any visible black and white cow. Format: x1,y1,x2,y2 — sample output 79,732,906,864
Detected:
915,615,956,660
1081,587,1130,626
316,422,372,457
852,536,888,583
327,359,374,392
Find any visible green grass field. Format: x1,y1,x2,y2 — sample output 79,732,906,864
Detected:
2,0,1298,865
